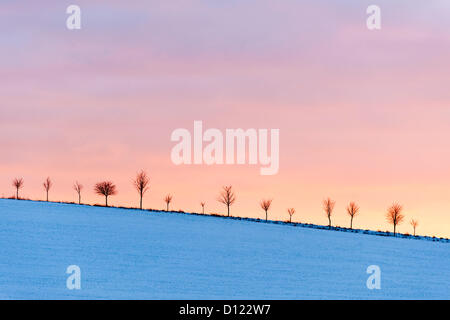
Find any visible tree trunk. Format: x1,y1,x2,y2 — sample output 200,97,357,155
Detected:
46,191,49,202
105,195,108,207
350,217,353,229
16,188,19,200
167,203,169,211
393,224,396,236
265,210,268,221
328,216,331,228
140,196,143,210
227,205,230,217
78,194,81,205
289,216,292,223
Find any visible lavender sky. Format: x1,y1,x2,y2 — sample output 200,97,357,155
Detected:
1,1,450,237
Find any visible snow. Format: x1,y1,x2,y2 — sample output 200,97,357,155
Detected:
0,199,448,299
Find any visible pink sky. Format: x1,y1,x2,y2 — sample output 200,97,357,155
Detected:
1,1,450,237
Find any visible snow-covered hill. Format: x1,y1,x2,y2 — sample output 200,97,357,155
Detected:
0,199,448,299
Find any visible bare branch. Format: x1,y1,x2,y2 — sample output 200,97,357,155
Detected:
287,208,295,222
346,201,360,229
134,170,150,209
410,219,419,236
164,194,173,211
200,202,205,214
260,199,272,221
43,177,52,201
43,177,52,192
12,178,24,200
217,186,236,216
386,203,405,236
73,181,83,204
94,181,117,206
260,199,272,211
323,197,335,227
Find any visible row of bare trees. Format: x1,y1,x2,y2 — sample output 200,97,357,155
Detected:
13,177,54,202
11,171,156,210
323,198,360,229
12,178,234,220
9,176,419,236
219,190,418,236
321,198,418,236
215,188,417,236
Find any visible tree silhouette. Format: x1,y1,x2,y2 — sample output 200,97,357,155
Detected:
386,203,404,236
323,197,335,228
134,170,150,210
410,219,418,236
94,181,117,207
217,186,236,217
346,202,360,229
43,177,52,201
260,199,272,221
73,181,83,205
164,194,173,211
12,178,24,200
200,202,205,214
287,208,295,223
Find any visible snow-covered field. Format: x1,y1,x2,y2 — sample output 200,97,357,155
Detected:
0,199,448,299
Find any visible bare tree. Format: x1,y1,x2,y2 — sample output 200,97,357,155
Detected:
260,199,272,221
410,219,418,236
12,178,24,200
323,197,335,227
94,181,117,207
164,194,173,211
134,170,150,210
43,177,52,201
200,202,205,214
386,203,404,236
346,202,360,229
73,181,83,205
217,185,236,217
287,208,295,223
